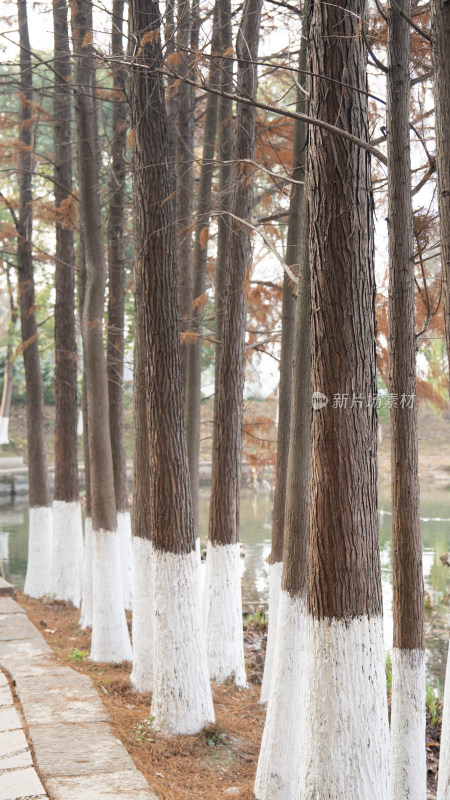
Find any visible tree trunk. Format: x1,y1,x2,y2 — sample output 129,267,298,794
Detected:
79,369,94,629
107,0,133,612
130,287,154,692
129,0,213,733
49,0,83,608
175,0,194,386
205,0,262,688
298,0,389,795
0,358,13,446
0,270,17,446
259,20,308,706
387,1,425,796
256,201,310,800
255,43,310,778
431,0,450,383
433,1,450,793
214,0,233,379
185,3,220,538
17,0,53,600
165,0,177,197
78,239,94,630
71,0,131,662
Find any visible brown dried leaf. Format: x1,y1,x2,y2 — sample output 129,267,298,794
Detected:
82,29,93,48
180,331,199,344
199,226,209,251
192,293,208,314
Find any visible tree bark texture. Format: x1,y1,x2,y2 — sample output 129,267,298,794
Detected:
270,24,308,566
282,207,310,598
53,0,79,504
0,270,17,434
175,0,194,385
17,0,51,509
0,359,13,431
430,0,450,380
214,0,233,378
72,0,117,534
165,0,177,198
107,0,129,514
185,3,220,535
208,0,263,547
132,283,151,542
78,238,92,518
129,0,196,556
387,0,423,651
307,0,382,620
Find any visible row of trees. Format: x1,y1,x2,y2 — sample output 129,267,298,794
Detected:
0,0,449,796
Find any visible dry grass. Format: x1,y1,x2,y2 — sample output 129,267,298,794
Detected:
17,592,267,800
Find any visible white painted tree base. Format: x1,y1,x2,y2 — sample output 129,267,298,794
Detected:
438,640,450,800
298,615,389,800
0,417,9,445
49,501,84,607
24,506,53,598
130,537,154,692
390,648,426,800
204,542,247,688
79,516,93,629
254,590,306,800
117,511,133,611
259,561,283,704
152,548,214,735
90,528,132,663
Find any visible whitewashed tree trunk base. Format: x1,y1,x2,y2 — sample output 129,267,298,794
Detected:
79,516,93,629
117,510,133,611
204,541,247,688
259,560,283,703
152,548,214,735
0,417,9,445
130,537,154,692
255,590,306,800
390,648,426,800
90,528,132,663
24,506,53,598
437,640,450,800
298,615,389,800
49,501,84,607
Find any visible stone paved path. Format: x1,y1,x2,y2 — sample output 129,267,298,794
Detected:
0,582,158,800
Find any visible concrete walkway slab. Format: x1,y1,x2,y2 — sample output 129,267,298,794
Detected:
0,764,46,799
0,748,32,769
0,594,158,799
0,707,22,733
0,598,24,615
46,769,159,800
0,729,28,757
0,665,48,800
0,579,14,598
14,672,109,726
31,720,137,778
0,613,45,641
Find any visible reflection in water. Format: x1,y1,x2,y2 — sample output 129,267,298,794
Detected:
2,487,450,685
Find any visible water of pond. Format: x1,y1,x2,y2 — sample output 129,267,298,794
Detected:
2,486,450,687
